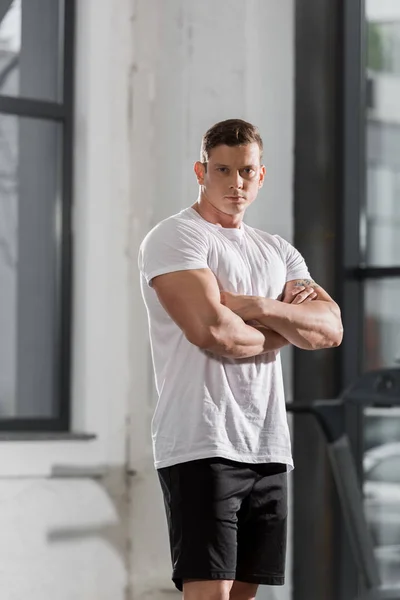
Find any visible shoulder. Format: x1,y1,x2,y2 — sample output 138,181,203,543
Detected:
138,209,212,286
141,209,209,251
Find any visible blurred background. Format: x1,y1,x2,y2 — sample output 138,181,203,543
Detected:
0,0,399,599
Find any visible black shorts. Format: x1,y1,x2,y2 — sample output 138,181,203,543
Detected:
158,457,288,592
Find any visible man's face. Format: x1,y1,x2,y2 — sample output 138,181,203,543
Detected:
194,143,265,217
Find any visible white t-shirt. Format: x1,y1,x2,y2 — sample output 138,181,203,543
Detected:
138,207,311,470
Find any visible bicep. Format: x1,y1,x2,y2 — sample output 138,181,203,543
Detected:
152,268,224,345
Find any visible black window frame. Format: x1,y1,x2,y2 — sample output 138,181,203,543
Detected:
0,0,75,432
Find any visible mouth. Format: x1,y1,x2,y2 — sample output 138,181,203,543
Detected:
225,196,245,201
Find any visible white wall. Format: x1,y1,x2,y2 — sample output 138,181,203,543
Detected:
0,1,295,599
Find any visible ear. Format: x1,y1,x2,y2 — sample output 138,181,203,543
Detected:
194,161,206,185
258,164,266,188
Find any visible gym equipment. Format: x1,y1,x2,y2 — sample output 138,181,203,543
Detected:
287,368,400,600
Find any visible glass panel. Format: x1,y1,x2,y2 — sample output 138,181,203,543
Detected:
0,113,61,418
364,278,400,370
365,5,400,266
364,407,400,587
0,0,64,102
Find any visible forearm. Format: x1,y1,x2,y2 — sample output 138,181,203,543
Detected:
247,323,290,353
200,311,287,359
203,324,265,359
249,299,343,350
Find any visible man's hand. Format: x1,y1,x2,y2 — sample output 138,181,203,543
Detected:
282,284,318,305
220,291,263,322
221,285,316,320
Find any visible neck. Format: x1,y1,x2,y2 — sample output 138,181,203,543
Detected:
192,194,243,229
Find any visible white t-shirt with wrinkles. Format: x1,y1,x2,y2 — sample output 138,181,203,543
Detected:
138,207,311,470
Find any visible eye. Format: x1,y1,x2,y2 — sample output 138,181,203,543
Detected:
242,168,255,176
217,167,228,173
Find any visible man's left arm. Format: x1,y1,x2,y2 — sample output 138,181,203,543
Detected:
221,279,343,351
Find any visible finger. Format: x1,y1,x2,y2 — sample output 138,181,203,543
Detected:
293,289,315,304
285,287,305,303
298,291,318,304
291,286,312,302
291,286,305,295
303,293,318,303
292,291,309,304
301,286,314,295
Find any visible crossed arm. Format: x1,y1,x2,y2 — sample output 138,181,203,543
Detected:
151,269,343,359
221,279,343,351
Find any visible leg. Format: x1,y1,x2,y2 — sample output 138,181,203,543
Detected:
157,459,255,592
229,581,258,600
183,579,233,600
235,463,288,588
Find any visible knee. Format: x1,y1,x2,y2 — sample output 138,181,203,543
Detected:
229,592,256,600
183,580,231,600
184,592,230,600
184,591,230,600
229,582,258,600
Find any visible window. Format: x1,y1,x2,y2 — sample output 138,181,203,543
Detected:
367,453,400,484
367,21,400,75
294,0,400,596
365,278,400,370
364,408,400,450
342,1,400,382
363,3,400,369
354,1,400,587
0,0,74,430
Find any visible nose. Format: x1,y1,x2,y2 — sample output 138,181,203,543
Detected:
230,170,244,190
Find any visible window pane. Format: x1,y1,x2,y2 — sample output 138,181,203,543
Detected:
364,278,400,370
364,407,400,587
366,9,400,266
0,113,61,418
0,0,64,102
368,455,400,483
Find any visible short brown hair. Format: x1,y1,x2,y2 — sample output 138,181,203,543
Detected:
200,119,263,163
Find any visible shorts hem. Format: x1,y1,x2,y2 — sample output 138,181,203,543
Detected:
236,573,285,586
172,571,284,592
173,571,236,592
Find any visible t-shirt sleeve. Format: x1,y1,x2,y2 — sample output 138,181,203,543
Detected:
138,218,209,287
274,235,312,282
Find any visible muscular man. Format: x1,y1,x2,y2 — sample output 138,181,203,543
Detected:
138,119,343,600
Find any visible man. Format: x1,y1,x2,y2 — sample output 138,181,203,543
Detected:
138,119,343,600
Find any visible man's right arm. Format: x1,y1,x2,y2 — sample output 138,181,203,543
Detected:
151,268,289,359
